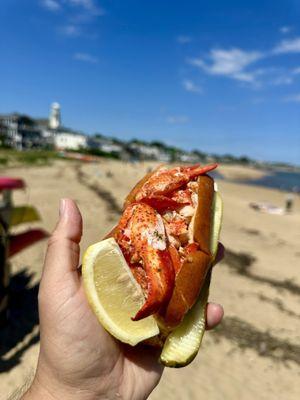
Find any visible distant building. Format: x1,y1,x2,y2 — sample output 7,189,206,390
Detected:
54,129,87,150
87,135,123,156
0,118,9,146
0,113,43,149
178,152,202,163
45,103,86,150
101,143,123,154
128,142,171,162
0,104,208,163
0,103,87,151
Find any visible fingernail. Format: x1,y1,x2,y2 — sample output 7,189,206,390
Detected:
59,199,67,217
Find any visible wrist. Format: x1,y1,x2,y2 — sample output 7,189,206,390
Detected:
22,378,57,400
22,368,103,400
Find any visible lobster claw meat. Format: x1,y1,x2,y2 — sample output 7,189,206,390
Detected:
135,163,217,201
114,203,175,320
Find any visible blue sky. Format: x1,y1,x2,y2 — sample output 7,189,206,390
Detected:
0,0,300,164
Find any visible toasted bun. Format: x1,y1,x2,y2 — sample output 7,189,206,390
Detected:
162,175,214,328
193,175,214,255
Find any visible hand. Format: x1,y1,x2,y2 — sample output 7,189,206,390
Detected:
24,199,224,400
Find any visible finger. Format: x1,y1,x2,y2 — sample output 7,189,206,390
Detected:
206,302,224,330
42,198,83,285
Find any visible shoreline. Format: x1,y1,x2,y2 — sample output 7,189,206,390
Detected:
1,157,299,192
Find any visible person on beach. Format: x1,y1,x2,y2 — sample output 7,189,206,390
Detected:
14,199,224,400
285,192,294,213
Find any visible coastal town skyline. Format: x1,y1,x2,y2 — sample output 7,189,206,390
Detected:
1,1,300,164
1,102,298,166
0,102,251,164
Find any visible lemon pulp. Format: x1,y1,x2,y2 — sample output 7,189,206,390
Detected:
82,237,159,346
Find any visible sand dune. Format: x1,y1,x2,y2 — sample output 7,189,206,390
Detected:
1,160,299,400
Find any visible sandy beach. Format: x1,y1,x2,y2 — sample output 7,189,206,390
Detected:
1,160,300,400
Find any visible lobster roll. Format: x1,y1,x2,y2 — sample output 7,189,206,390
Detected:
85,163,223,367
113,164,220,328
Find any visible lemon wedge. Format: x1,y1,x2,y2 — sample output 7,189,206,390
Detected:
82,237,159,346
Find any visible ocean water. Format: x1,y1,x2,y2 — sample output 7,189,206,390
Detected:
241,171,300,193
210,169,300,193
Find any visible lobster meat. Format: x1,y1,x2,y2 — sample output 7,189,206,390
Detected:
113,163,217,326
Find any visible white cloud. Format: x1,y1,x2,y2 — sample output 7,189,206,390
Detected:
182,79,202,93
177,35,192,44
272,75,293,85
279,26,292,34
166,115,189,124
292,67,300,74
273,37,300,54
231,71,258,83
42,0,105,15
41,0,105,40
283,93,300,103
186,36,300,90
189,48,263,83
65,0,105,16
60,24,80,36
41,0,61,11
73,52,98,63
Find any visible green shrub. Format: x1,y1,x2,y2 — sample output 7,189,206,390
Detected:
0,157,8,165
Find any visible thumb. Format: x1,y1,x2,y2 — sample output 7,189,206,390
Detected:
42,198,82,289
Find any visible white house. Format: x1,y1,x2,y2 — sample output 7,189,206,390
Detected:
179,153,201,163
86,135,123,155
54,131,87,150
128,143,171,162
101,143,123,154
